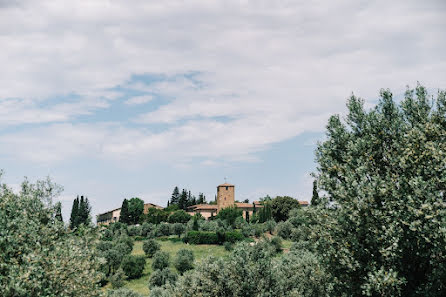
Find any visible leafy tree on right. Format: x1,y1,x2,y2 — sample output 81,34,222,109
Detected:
313,85,446,297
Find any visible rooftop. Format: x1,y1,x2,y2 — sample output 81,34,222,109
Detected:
217,182,234,187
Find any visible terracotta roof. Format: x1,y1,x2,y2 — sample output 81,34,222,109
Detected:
235,202,262,208
299,200,309,206
188,204,218,210
144,202,163,209
217,183,234,187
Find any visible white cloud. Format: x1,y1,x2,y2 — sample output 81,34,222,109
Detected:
0,0,445,165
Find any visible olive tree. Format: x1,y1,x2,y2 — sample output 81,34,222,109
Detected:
0,175,103,297
313,85,446,297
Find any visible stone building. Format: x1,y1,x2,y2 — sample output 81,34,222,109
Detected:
97,202,163,225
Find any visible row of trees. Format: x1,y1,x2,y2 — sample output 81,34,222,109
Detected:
69,195,91,229
169,186,208,210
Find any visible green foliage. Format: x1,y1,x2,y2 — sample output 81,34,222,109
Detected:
148,268,177,288
270,236,283,254
120,199,130,224
257,197,272,223
121,255,146,279
311,180,320,206
172,223,186,238
276,221,293,239
224,241,234,251
215,206,243,227
69,195,91,229
143,239,160,258
0,176,103,297
127,197,144,225
271,196,300,222
224,231,244,243
184,231,219,244
127,225,141,236
152,251,170,271
265,219,276,234
174,249,195,274
141,222,155,237
156,223,171,237
168,210,192,223
151,242,332,297
310,85,446,296
145,207,168,224
110,268,126,288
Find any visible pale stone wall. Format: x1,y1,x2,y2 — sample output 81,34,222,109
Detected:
217,185,235,211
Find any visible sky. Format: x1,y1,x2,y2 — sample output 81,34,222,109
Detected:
0,0,445,221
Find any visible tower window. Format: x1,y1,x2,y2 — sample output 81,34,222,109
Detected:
226,186,228,190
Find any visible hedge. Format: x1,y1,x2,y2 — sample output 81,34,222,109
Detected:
183,231,244,245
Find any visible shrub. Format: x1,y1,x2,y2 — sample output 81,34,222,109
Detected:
110,268,125,288
224,231,244,243
152,251,170,271
276,221,293,239
121,255,146,279
270,237,283,254
174,249,195,274
115,242,133,256
148,268,177,288
215,206,243,227
172,223,186,238
127,225,141,236
241,224,254,237
143,239,161,258
107,288,142,297
156,223,171,237
141,222,155,237
168,210,192,224
253,223,265,238
184,231,219,244
265,220,276,235
116,234,134,252
224,242,234,251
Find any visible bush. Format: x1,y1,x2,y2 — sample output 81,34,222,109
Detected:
174,249,195,274
116,234,134,253
121,255,146,279
107,288,142,297
148,268,177,288
253,224,265,238
270,236,283,254
127,225,141,236
184,231,219,244
152,251,170,271
168,210,192,224
224,231,244,243
143,239,161,258
224,242,234,251
265,220,276,235
241,224,254,237
141,222,155,237
110,268,125,288
115,242,133,256
276,221,293,239
215,206,243,227
156,223,171,237
172,223,186,238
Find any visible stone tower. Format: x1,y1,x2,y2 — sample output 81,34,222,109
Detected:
217,182,235,211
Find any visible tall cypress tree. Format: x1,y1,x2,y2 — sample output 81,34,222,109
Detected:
77,196,91,226
69,196,79,229
311,180,320,206
178,189,188,210
171,186,180,205
120,199,130,224
55,202,63,223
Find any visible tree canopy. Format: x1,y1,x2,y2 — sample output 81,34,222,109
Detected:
271,196,300,221
311,85,446,296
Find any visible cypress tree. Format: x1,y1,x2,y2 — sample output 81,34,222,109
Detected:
55,202,63,223
120,199,130,224
77,196,91,226
311,180,320,206
69,196,79,229
171,186,180,205
178,189,188,210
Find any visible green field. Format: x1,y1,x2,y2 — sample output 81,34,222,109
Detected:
116,238,229,295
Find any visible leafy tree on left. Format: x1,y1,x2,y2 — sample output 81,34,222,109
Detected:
0,174,103,296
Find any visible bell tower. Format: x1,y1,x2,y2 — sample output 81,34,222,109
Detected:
217,182,235,211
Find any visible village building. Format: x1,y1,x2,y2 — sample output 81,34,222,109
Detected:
97,202,163,225
187,182,309,220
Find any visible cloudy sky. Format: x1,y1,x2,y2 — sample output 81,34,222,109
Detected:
1,0,445,220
